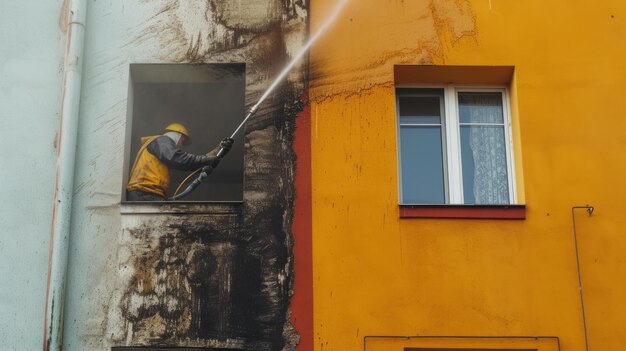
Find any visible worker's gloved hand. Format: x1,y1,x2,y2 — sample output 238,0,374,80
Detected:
219,137,234,154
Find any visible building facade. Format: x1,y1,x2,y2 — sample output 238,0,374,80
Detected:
309,1,626,350
1,1,626,351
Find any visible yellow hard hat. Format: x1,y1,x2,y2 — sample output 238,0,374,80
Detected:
164,123,190,139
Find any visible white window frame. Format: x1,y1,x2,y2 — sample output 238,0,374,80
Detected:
396,84,517,205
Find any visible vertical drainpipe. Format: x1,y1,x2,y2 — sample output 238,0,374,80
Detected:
43,0,87,350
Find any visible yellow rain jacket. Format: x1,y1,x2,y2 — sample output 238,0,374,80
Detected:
127,136,170,197
127,135,220,198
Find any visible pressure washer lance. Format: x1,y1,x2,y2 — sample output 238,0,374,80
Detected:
168,0,351,201
168,105,259,201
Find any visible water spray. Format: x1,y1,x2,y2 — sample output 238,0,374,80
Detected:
170,0,350,200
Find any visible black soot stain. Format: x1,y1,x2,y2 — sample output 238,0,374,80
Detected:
118,1,309,350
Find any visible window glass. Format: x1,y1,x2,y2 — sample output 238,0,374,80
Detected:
458,92,504,124
400,127,446,203
458,92,508,204
398,92,446,204
399,96,442,124
460,126,509,204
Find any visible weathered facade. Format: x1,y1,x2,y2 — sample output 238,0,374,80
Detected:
3,1,626,351
77,1,309,350
1,1,310,350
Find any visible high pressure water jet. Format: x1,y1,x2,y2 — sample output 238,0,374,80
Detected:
170,0,350,200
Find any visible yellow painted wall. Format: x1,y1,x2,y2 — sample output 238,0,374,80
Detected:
309,1,626,350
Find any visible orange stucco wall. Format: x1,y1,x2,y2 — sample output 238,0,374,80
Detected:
309,1,626,350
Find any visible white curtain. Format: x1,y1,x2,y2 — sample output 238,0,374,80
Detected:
463,93,509,204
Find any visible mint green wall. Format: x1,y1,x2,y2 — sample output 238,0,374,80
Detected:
0,1,66,349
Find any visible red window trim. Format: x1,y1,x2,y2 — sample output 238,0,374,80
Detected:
399,204,526,219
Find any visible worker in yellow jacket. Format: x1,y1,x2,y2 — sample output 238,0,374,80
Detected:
126,123,233,201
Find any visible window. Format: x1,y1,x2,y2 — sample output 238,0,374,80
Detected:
123,64,245,202
396,86,516,205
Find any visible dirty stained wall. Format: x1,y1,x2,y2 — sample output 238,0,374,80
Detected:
310,0,626,351
62,1,308,350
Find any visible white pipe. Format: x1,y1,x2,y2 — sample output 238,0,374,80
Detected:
571,205,594,351
43,1,87,350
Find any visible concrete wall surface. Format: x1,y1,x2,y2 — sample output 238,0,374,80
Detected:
310,1,626,351
0,1,66,349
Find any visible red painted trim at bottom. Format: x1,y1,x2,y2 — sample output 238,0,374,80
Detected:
400,204,526,219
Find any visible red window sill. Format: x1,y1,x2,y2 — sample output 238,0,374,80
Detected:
399,204,526,219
